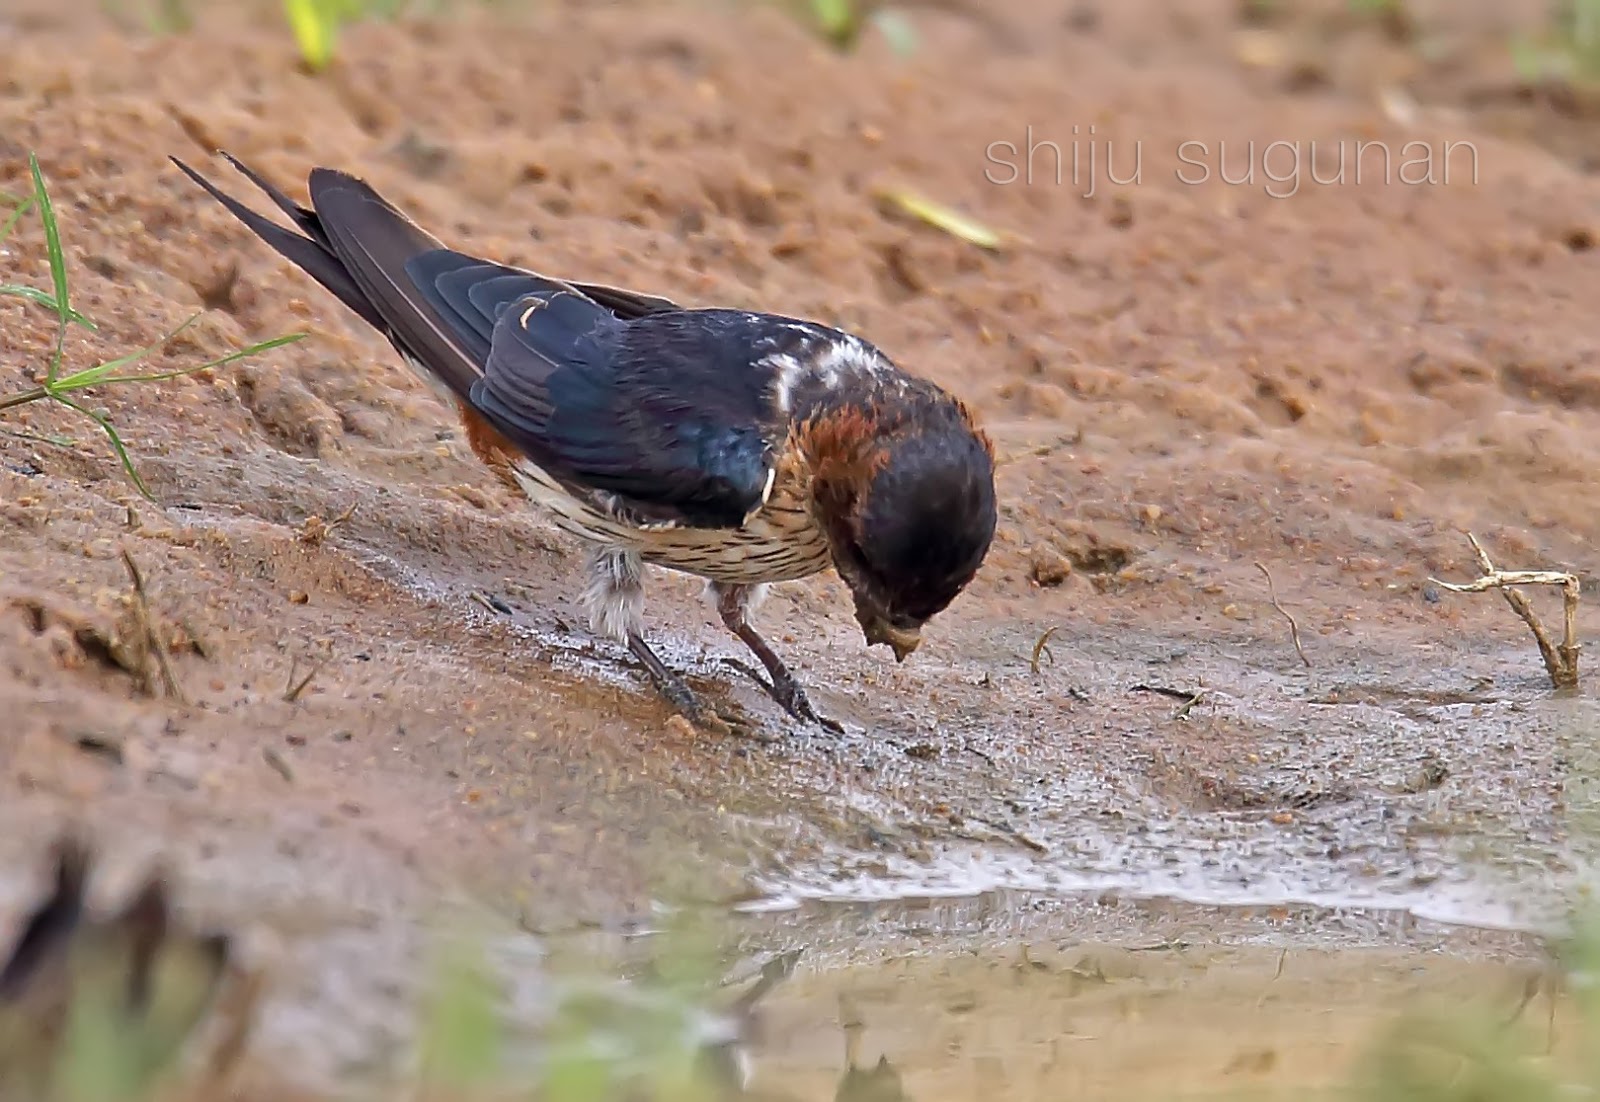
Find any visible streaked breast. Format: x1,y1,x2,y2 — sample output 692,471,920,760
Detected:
507,450,831,585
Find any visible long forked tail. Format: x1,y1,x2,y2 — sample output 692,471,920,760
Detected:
170,152,503,403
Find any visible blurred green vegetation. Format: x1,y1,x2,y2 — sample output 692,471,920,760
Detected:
1512,0,1600,84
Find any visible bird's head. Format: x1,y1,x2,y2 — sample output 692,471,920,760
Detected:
802,396,997,663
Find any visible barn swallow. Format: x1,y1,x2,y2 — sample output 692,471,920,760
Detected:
171,154,998,733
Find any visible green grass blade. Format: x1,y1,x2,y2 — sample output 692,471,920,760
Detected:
94,331,305,386
157,0,193,32
28,153,71,327
284,0,337,70
0,425,77,447
51,315,202,391
28,153,72,385
0,195,34,244
871,9,920,56
0,284,97,329
55,326,302,391
0,284,68,312
418,945,503,1089
51,394,156,501
873,185,1009,250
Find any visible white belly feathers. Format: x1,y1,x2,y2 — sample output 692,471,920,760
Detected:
508,457,831,585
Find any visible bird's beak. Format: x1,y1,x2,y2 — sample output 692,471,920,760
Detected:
888,630,920,663
862,617,921,663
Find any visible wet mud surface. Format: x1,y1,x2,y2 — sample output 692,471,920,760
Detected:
3,0,1600,1094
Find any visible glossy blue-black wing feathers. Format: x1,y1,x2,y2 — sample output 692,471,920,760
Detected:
473,305,781,529
173,153,783,530
169,154,388,334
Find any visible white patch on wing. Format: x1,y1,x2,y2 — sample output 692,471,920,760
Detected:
595,490,682,532
766,352,808,416
765,329,894,415
814,333,886,387
740,463,778,526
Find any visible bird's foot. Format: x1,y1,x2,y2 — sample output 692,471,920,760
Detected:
624,633,736,735
627,633,763,738
643,671,761,738
772,674,844,734
722,658,845,734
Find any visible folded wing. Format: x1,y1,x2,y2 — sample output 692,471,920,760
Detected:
174,154,785,531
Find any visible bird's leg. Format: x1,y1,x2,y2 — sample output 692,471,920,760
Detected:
711,582,843,733
584,547,733,732
624,631,706,721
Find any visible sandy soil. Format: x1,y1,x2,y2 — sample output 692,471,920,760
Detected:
3,0,1600,1095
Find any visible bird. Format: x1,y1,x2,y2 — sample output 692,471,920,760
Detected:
170,153,998,734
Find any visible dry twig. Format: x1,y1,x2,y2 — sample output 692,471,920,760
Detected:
1428,533,1581,690
1173,690,1205,720
1029,626,1060,674
283,658,324,704
119,546,185,703
298,501,357,546
1255,562,1310,667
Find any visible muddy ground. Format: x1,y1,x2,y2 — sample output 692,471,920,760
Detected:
3,0,1600,1096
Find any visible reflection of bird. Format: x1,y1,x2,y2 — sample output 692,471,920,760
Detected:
172,154,997,734
0,836,246,1102
836,1055,907,1102
835,995,909,1102
694,949,803,1099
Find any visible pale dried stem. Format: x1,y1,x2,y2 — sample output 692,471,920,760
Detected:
120,545,185,703
1255,561,1310,668
1428,533,1581,690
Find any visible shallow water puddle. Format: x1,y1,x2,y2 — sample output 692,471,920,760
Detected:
730,932,1574,1102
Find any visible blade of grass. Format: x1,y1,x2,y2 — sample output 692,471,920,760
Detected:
96,332,305,385
51,394,156,500
418,942,504,1089
0,196,34,245
0,425,77,447
56,329,305,392
28,153,73,385
283,0,337,70
51,315,203,391
810,0,862,45
157,0,193,32
0,386,51,414
0,284,96,329
871,9,921,55
873,184,1010,250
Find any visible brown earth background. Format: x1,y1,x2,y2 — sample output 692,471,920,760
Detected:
3,0,1600,1097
